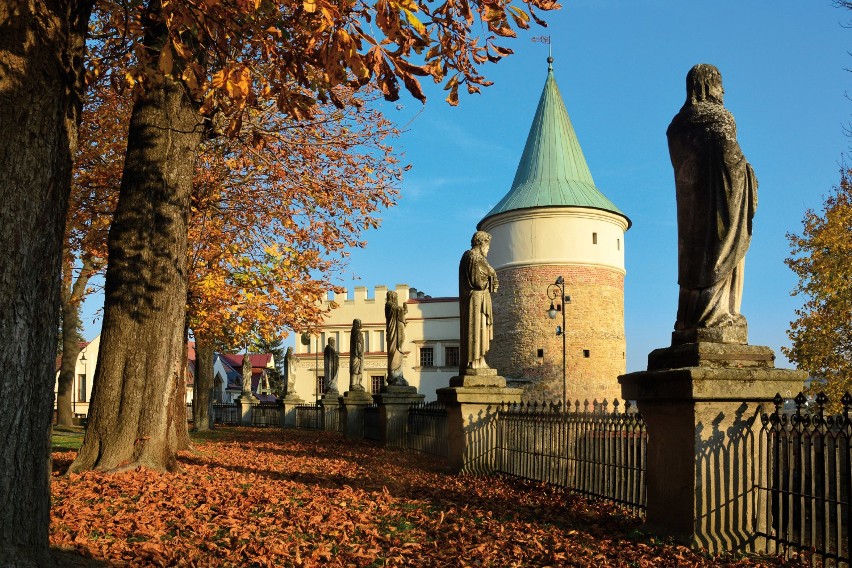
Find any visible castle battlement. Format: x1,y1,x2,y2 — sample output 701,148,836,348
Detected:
325,284,410,305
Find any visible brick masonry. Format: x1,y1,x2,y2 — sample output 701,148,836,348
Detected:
487,264,626,405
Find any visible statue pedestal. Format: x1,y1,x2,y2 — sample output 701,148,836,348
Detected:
437,371,522,474
237,394,259,426
319,392,341,432
341,389,374,440
280,394,304,428
619,343,806,552
374,386,424,448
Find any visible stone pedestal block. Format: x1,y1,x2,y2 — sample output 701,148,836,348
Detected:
319,393,341,432
237,394,258,426
437,378,522,474
341,389,374,440
374,386,424,448
619,363,805,552
280,394,304,428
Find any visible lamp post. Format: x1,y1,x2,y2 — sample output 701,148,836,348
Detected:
76,352,86,417
546,276,570,409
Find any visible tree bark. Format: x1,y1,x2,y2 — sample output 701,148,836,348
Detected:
57,255,97,426
193,338,215,432
68,68,203,472
0,0,92,564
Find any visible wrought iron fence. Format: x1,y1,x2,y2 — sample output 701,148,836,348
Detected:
186,403,193,423
251,403,282,427
496,399,647,514
364,404,380,441
407,401,448,457
296,404,321,429
757,392,852,566
212,402,239,425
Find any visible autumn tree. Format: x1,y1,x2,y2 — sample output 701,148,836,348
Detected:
187,85,400,428
784,167,852,402
56,72,125,427
0,0,95,563
70,0,555,474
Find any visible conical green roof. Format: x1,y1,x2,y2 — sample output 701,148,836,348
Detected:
480,63,629,226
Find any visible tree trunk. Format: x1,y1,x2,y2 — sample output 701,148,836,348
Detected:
0,1,92,564
68,71,203,473
193,338,215,432
57,256,96,427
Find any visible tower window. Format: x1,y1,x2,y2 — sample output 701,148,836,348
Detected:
583,349,590,358
537,349,544,358
592,232,598,244
617,238,621,250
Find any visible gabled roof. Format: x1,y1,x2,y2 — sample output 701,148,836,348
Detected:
479,61,629,227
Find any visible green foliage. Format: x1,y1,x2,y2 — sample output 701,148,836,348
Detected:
784,167,852,403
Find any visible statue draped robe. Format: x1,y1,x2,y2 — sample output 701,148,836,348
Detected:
323,343,339,394
459,248,496,372
667,100,757,336
349,325,364,390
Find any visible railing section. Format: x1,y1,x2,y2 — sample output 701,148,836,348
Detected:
251,403,282,427
295,404,321,429
364,404,380,441
323,405,343,433
496,399,647,514
757,392,852,567
212,402,239,425
407,401,448,457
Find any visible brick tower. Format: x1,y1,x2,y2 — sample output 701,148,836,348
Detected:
479,58,631,405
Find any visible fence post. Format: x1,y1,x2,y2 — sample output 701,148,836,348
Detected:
619,342,806,553
374,385,425,448
436,372,522,474
341,389,374,440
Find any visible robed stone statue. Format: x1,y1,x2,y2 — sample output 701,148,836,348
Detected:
323,337,339,394
349,319,365,391
667,63,757,345
283,346,298,397
459,230,498,373
385,291,409,386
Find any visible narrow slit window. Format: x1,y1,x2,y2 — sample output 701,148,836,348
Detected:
537,349,544,358
592,232,598,244
617,238,621,250
583,349,590,358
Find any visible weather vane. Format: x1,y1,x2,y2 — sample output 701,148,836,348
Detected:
531,35,553,68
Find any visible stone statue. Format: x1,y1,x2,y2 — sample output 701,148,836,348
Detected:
385,291,409,386
283,346,298,397
349,319,365,391
667,64,757,345
323,337,339,394
241,352,253,396
459,230,498,373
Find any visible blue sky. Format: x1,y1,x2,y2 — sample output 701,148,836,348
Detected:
81,1,849,373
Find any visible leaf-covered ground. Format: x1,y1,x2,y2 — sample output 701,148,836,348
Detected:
51,428,801,567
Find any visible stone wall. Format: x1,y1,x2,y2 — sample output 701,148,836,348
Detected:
488,263,626,404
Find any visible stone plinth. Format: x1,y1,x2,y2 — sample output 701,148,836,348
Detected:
619,353,806,552
374,386,424,448
649,342,774,371
319,393,341,432
237,394,259,426
280,394,304,428
437,375,523,474
341,389,374,440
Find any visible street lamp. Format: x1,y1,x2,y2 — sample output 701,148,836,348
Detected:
546,276,570,409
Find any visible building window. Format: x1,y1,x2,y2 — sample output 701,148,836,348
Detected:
420,347,434,367
377,331,385,352
592,232,598,244
537,349,544,358
617,238,621,250
371,376,384,394
77,374,86,402
363,330,370,353
583,349,590,358
445,346,459,368
316,376,325,395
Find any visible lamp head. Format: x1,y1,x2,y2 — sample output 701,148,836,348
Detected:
547,303,557,319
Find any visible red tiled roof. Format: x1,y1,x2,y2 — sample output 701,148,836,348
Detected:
219,353,273,370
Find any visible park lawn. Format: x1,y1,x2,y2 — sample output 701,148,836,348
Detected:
50,428,803,567
52,425,85,452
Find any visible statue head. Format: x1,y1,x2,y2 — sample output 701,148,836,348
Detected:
285,346,293,356
386,290,397,305
471,230,492,254
685,64,724,105
327,337,335,348
352,318,361,330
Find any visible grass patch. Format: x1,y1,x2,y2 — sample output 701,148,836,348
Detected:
52,426,84,451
